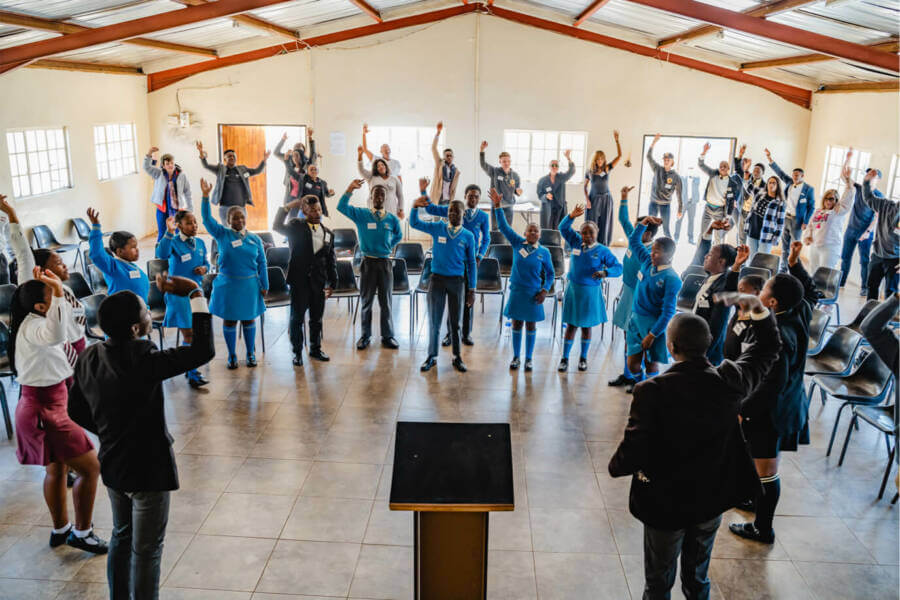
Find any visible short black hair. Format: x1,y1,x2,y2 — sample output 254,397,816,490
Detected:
109,231,135,254
769,273,804,311
464,184,481,196
223,149,236,156
713,244,737,269
444,148,453,155
754,162,766,172
739,274,766,293
637,216,659,237
792,167,804,175
654,237,676,261
301,194,320,207
866,167,883,178
99,291,145,341
174,210,192,224
668,313,712,359
32,248,53,269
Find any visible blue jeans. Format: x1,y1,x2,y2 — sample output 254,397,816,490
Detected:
107,488,170,600
839,228,872,288
648,201,672,237
155,209,167,242
643,514,722,600
779,214,802,272
747,237,772,257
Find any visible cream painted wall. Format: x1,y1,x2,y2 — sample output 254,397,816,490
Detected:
0,68,152,241
803,91,899,196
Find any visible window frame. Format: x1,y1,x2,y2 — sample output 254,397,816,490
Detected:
820,145,871,197
885,154,900,202
93,122,139,182
501,129,588,185
5,126,74,199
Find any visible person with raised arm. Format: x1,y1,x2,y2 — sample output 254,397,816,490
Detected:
766,147,815,271
274,130,316,215
362,123,401,180
744,175,786,258
143,146,192,242
733,144,766,245
645,133,684,238
537,149,576,231
357,144,404,218
803,168,853,273
556,202,622,372
838,148,880,294
692,233,747,365
491,189,554,372
197,140,270,224
583,131,622,245
860,167,899,299
430,121,459,205
480,140,523,230
87,208,149,300
697,141,743,245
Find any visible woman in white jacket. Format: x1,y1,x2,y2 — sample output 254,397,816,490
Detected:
144,147,192,241
803,168,853,273
357,145,404,218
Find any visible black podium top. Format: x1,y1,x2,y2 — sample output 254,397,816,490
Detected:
389,422,515,512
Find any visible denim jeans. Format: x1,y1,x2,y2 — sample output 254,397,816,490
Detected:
697,204,726,245
779,214,802,272
648,201,672,237
839,228,872,288
674,199,698,242
642,514,722,600
107,488,170,600
747,237,772,257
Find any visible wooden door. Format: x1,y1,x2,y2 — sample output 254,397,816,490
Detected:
220,125,268,231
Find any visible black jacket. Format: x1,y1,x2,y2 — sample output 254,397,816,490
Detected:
694,269,739,346
68,308,215,492
273,207,338,289
608,312,780,530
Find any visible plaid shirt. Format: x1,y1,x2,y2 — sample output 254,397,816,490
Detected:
744,191,785,245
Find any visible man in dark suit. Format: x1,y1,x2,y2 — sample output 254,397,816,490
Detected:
67,275,215,600
609,303,780,600
273,194,338,366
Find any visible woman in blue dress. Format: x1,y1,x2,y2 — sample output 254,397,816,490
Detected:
199,178,268,369
583,130,622,247
156,210,210,387
557,204,622,372
490,189,554,372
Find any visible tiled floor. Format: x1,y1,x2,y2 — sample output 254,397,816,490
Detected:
0,237,896,599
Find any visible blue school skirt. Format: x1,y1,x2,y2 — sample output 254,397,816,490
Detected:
612,284,635,330
163,294,192,329
561,282,607,328
503,287,545,323
210,273,266,321
625,312,669,364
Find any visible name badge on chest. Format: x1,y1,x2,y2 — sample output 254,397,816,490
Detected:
231,239,243,248
438,236,447,244
571,248,581,256
625,249,632,258
367,222,377,230
129,270,140,279
181,253,192,262
636,270,643,281
519,248,529,258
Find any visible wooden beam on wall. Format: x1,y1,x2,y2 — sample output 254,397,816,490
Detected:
741,39,899,71
0,9,217,57
816,81,899,93
172,0,300,40
0,0,294,68
626,0,898,72
26,58,144,75
349,0,383,23
657,0,816,49
573,0,612,27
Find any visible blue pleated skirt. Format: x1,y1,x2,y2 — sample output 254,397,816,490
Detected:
503,287,545,323
561,281,606,328
612,284,635,330
209,273,266,321
163,294,192,329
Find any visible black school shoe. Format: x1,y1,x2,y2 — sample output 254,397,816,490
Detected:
309,348,330,362
558,358,569,372
50,527,71,548
461,335,474,346
420,356,437,372
381,337,400,349
452,356,467,372
356,336,371,350
578,358,588,372
442,334,452,347
292,353,303,367
66,530,109,554
729,522,775,544
608,374,631,387
509,357,520,370
524,359,534,372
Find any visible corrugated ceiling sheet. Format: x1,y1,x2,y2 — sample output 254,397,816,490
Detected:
144,17,263,47
769,9,893,44
53,40,172,65
0,0,151,20
802,0,900,37
779,59,899,83
586,0,700,37
691,29,801,62
0,27,56,49
251,0,356,29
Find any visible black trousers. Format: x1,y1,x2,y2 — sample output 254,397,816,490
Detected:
289,278,326,354
446,264,473,338
540,202,566,231
360,257,394,339
429,274,464,357
866,254,899,300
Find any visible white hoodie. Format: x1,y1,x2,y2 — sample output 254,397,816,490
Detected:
803,186,853,248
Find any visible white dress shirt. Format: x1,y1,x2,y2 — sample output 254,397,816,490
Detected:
15,295,73,387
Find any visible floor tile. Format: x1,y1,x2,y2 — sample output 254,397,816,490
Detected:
281,496,373,543
533,551,630,599
165,534,274,592
256,540,359,597
348,544,413,599
199,493,294,538
226,458,312,495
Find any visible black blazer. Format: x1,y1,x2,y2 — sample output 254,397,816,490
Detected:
273,207,338,289
695,269,739,343
609,312,780,530
68,309,215,492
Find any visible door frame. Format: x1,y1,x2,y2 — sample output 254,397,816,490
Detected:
216,123,308,158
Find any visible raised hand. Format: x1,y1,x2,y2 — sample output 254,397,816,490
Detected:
362,123,369,134
764,148,772,162
702,142,711,155
713,292,764,315
613,130,620,141
0,194,16,222
620,185,634,199
86,208,100,225
195,141,205,157
651,133,661,145
864,168,877,182
789,240,803,266
841,164,851,181
34,267,64,297
570,204,585,219
156,274,201,297
165,216,176,234
147,146,159,156
738,143,746,157
412,196,429,209
563,149,571,160
480,140,488,152
263,149,271,160
640,216,662,227
418,177,429,193
436,121,443,133
357,145,364,159
346,179,364,194
533,289,547,304
193,265,208,276
200,178,212,197
285,198,304,211
733,244,750,269
281,132,288,142
489,188,502,209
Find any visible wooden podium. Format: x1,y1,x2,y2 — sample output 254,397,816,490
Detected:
389,422,515,600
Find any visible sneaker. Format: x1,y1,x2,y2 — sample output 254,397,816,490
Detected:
608,374,631,387
66,530,109,555
558,358,569,372
728,522,774,544
509,357,520,370
226,355,238,370
49,526,71,548
524,359,533,372
578,358,588,371
246,354,257,368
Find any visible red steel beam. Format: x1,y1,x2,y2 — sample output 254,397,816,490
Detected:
573,0,613,27
741,39,899,71
625,0,898,72
0,0,295,67
349,0,383,22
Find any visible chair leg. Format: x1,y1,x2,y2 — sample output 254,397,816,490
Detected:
157,326,164,349
0,382,11,440
827,402,851,456
878,443,896,500
260,314,266,353
807,380,818,404
838,414,857,466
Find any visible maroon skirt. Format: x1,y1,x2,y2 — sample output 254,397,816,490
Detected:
15,381,94,466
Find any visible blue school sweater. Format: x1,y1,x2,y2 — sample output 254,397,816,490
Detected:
494,208,554,292
89,225,149,299
628,223,681,337
424,203,490,259
558,215,623,286
618,200,652,289
337,193,402,258
410,208,477,288
156,232,209,284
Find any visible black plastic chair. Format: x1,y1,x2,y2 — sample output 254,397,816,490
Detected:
813,351,894,456
147,283,166,348
70,218,92,273
475,257,505,322
31,224,80,257
333,228,358,259
201,273,217,300
66,272,93,300
265,247,291,277
490,230,506,246
0,322,14,439
0,284,16,325
253,231,276,248
807,308,831,356
487,245,513,280
331,260,360,324
838,399,898,499
260,266,291,353
210,238,219,272
749,252,779,275
146,258,168,282
681,264,706,281
805,326,862,385
540,229,562,247
352,245,363,277
739,265,771,280
394,242,426,275
81,293,107,341
412,257,433,333
547,246,566,287
88,264,107,295
813,266,842,324
677,274,706,312
391,258,413,339
835,299,881,335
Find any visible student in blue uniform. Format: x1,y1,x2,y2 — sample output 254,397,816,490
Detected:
609,186,659,388
624,215,681,393
155,210,210,387
411,180,476,373
199,178,268,369
86,208,149,300
490,188,554,372
557,203,622,372
424,183,490,346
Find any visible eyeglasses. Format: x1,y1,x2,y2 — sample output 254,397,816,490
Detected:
550,163,559,168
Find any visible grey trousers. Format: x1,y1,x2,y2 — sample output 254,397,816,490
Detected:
698,204,727,245
642,514,722,600
107,488,170,600
359,257,394,339
780,214,802,271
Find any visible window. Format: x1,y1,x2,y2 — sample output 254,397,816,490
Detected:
821,145,870,196
5,128,72,198
93,123,137,181
888,155,900,202
363,126,445,186
502,130,587,184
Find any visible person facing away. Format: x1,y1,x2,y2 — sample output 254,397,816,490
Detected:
430,121,460,205
196,140,270,224
68,276,215,600
839,159,880,293
273,195,337,367
337,179,403,350
537,150,576,231
143,147,192,242
860,168,899,300
609,305,779,600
